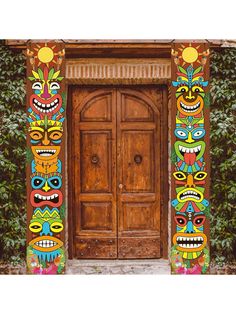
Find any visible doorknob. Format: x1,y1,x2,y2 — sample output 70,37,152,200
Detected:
118,183,123,189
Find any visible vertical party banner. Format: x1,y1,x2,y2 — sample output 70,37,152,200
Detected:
26,42,66,274
171,43,210,274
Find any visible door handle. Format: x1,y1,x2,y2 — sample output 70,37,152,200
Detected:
118,183,124,189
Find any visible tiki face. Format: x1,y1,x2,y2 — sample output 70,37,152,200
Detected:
30,173,63,207
173,171,207,203
29,119,62,162
29,125,63,145
29,207,63,259
172,65,208,117
29,67,63,117
31,145,61,162
176,85,204,116
174,140,205,166
175,123,205,143
173,206,207,253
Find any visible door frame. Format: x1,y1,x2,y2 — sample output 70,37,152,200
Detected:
66,53,171,260
67,84,169,259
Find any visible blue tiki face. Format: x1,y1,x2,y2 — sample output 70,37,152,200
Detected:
31,172,62,190
175,123,205,143
30,172,63,208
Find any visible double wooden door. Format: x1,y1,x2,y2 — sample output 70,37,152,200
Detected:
70,86,164,259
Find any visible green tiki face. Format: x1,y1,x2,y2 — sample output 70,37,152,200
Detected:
174,140,205,165
29,207,63,235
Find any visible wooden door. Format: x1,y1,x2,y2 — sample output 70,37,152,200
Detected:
117,89,160,258
71,86,163,259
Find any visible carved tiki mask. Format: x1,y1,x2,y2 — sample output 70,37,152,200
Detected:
171,171,209,212
28,67,64,118
29,118,63,174
172,203,207,259
29,207,63,262
30,172,63,207
172,65,208,117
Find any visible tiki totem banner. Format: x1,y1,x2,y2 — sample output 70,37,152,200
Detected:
171,43,210,274
26,42,66,274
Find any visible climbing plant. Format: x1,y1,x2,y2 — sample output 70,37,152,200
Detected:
210,48,236,265
0,41,27,264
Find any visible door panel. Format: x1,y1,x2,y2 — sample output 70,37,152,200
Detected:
120,130,155,192
73,88,117,259
117,89,160,258
72,86,163,259
80,131,112,193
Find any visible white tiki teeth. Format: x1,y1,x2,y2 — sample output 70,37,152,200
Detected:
42,196,47,200
185,148,190,153
189,148,194,153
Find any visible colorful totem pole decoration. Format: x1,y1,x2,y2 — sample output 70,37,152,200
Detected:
171,42,210,274
26,42,66,274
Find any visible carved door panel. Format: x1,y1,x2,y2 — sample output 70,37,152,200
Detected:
117,89,161,258
72,86,162,259
73,88,117,258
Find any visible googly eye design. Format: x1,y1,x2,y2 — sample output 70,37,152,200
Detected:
192,86,204,93
173,171,187,181
50,222,64,233
31,176,46,189
193,215,206,227
192,128,206,140
194,172,207,180
177,86,189,93
174,215,187,227
48,176,62,189
29,221,42,233
175,128,188,140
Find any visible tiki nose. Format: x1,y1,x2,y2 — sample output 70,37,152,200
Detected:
42,132,50,146
40,222,52,236
186,90,195,100
185,174,196,188
186,221,194,233
185,132,194,143
42,181,51,192
41,83,51,99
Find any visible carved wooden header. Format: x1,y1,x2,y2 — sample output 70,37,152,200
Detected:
66,58,171,84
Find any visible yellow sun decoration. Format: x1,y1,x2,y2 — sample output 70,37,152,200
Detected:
177,43,203,66
33,43,58,67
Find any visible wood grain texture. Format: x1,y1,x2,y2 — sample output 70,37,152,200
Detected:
70,86,168,259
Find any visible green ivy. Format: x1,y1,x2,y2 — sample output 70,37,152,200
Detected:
210,48,236,265
0,41,26,264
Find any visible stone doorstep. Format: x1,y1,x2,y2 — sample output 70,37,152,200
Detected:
66,259,170,275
